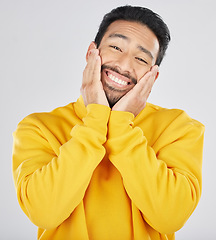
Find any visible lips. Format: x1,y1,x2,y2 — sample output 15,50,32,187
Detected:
107,72,128,86
103,69,133,89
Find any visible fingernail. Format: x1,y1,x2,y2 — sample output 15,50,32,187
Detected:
90,49,95,54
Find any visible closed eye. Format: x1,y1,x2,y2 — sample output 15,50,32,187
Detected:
109,45,122,52
135,57,148,65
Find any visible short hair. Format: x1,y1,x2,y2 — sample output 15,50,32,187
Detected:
94,5,171,66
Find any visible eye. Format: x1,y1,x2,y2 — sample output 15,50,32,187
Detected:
135,57,148,65
109,45,122,52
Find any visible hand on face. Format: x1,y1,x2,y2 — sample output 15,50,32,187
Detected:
81,40,159,116
112,65,159,116
80,43,109,107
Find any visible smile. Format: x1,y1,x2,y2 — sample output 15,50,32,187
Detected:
107,72,128,86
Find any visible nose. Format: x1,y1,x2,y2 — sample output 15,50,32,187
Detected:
114,53,134,75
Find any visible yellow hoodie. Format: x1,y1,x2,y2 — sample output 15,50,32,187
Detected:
12,96,204,240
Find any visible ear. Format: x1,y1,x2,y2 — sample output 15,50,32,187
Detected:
86,41,97,61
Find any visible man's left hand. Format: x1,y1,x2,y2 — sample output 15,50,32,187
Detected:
112,65,159,116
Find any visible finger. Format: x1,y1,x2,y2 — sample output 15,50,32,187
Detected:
138,65,159,95
84,49,98,78
82,49,99,85
84,50,101,85
91,54,101,84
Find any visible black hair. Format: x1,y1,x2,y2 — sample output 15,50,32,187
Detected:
94,5,171,66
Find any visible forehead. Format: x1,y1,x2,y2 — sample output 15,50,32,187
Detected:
102,20,159,57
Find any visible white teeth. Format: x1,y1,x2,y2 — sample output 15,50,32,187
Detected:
108,73,127,86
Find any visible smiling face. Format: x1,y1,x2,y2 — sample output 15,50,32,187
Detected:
89,20,160,107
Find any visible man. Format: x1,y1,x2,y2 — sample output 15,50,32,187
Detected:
12,5,205,240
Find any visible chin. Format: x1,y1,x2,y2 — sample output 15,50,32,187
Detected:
104,90,124,108
102,79,131,107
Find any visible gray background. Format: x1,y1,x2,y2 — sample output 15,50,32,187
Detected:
1,0,215,239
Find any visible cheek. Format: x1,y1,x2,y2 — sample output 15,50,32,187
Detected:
99,49,109,65
99,49,119,65
136,67,151,82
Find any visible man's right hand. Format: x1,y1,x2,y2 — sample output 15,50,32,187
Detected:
80,45,109,107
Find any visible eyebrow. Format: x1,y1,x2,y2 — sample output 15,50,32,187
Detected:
137,45,154,60
108,33,154,60
108,33,128,40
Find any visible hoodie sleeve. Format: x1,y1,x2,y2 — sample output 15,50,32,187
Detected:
106,110,205,234
12,104,110,230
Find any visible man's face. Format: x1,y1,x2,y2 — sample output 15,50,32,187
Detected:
96,20,160,107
